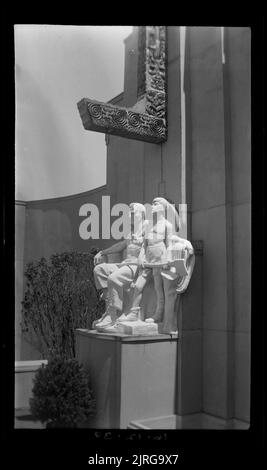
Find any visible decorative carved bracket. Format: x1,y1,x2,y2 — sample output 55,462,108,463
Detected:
192,240,203,256
77,26,167,144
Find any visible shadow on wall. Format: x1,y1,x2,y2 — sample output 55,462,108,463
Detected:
25,208,73,261
24,187,110,265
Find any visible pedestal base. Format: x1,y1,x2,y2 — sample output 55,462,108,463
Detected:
75,329,178,429
97,320,159,335
116,320,158,335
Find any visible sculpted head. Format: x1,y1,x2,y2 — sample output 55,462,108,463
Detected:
129,202,146,226
152,197,180,232
151,197,167,215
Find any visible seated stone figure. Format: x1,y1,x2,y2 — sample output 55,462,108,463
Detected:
93,202,146,331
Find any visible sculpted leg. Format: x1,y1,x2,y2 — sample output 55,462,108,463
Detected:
152,270,165,322
92,263,120,328
93,263,119,290
131,273,148,310
96,265,138,329
162,277,179,333
107,265,137,312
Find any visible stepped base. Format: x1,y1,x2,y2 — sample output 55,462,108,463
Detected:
116,320,158,335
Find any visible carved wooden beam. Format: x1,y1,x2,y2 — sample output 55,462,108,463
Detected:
77,26,167,144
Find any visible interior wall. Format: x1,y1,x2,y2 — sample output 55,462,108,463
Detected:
187,26,251,422
226,27,251,422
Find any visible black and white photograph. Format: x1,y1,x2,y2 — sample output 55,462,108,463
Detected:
4,21,265,463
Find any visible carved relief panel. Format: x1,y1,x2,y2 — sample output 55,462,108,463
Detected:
77,26,167,144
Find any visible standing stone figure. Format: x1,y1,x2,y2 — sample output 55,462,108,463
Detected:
128,197,177,322
126,197,195,334
93,203,146,331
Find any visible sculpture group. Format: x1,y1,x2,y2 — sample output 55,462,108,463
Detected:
93,197,195,335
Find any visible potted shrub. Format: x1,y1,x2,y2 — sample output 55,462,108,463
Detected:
21,250,105,359
30,356,95,428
